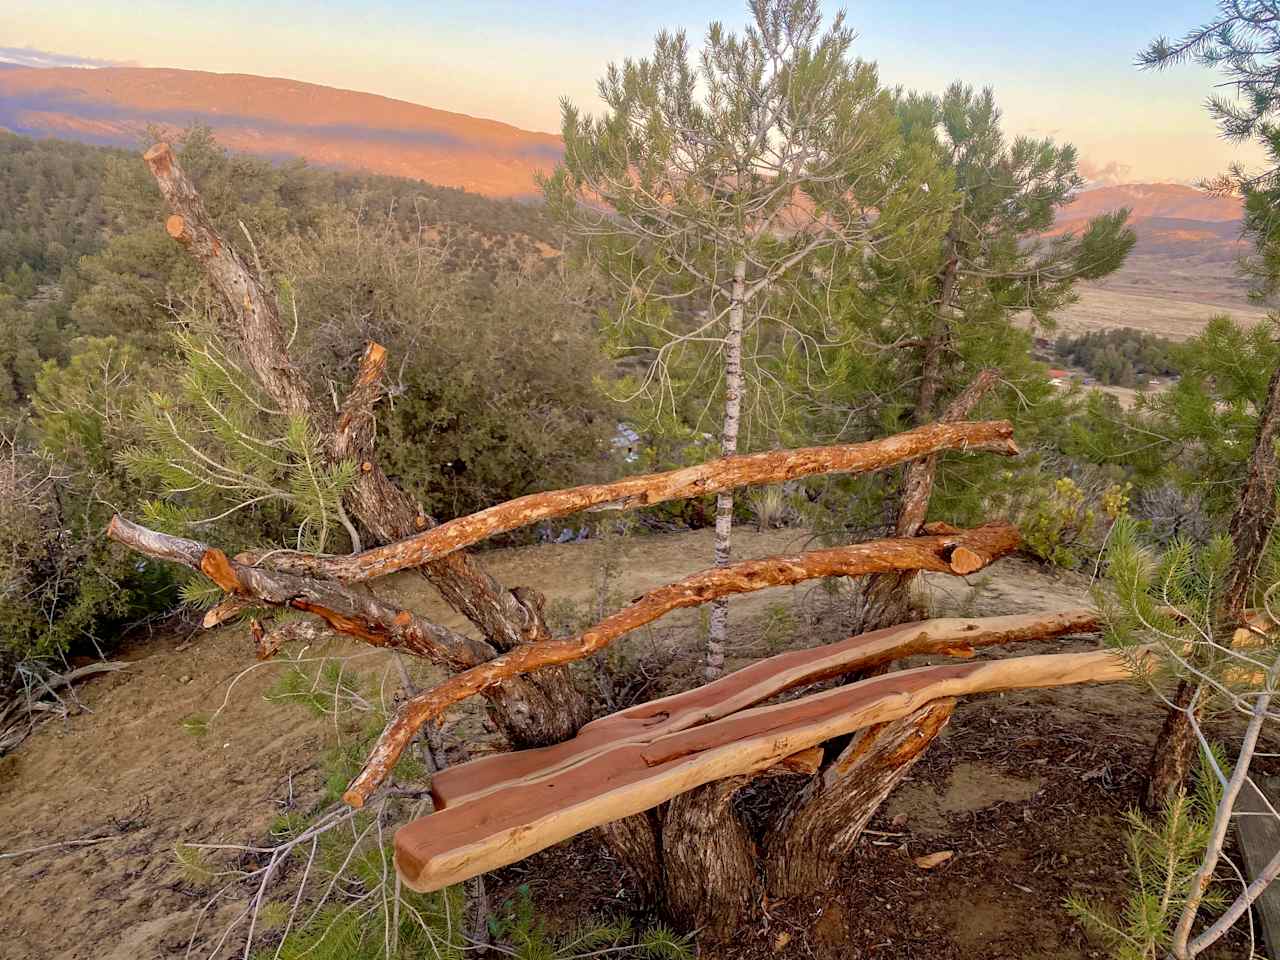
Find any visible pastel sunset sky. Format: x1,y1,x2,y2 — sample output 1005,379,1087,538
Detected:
5,0,1267,184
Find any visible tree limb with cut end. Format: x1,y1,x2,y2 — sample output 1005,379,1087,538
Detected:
107,515,493,671
142,142,593,740
143,142,315,419
343,521,1022,807
241,419,1020,584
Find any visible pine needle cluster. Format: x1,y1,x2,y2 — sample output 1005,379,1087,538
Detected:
1066,757,1225,960
120,325,355,552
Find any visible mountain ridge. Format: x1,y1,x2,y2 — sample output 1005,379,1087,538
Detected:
0,65,561,197
0,64,1248,259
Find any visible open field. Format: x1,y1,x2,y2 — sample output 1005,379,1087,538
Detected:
1049,253,1273,341
1054,283,1272,341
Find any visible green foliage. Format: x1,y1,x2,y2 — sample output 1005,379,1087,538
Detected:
120,325,357,551
488,886,693,960
1070,315,1280,519
249,658,689,960
1067,755,1225,960
0,339,177,668
0,121,609,671
1019,476,1129,568
174,842,216,887
294,235,617,520
177,574,225,611
267,657,373,722
1095,514,1277,700
802,82,1133,539
1055,329,1178,388
180,714,211,738
260,880,468,960
0,132,114,292
0,293,64,418
545,0,946,452
261,878,692,960
1139,4,1280,299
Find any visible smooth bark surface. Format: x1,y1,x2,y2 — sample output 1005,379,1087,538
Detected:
393,648,1135,893
348,522,1022,806
430,608,1098,809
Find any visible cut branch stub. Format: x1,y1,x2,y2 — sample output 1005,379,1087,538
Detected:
243,419,1020,583
343,521,1022,807
142,142,592,745
143,142,314,418
393,648,1138,893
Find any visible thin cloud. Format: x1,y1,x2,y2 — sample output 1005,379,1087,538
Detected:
1078,158,1134,188
0,47,136,70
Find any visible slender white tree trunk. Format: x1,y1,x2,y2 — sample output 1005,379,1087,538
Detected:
706,260,746,682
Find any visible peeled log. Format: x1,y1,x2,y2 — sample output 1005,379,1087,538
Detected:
242,420,1019,583
393,648,1138,893
430,608,1098,810
345,522,1022,806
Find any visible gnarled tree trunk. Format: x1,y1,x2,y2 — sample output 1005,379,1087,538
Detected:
853,369,998,635
662,778,759,939
764,699,954,896
597,813,665,908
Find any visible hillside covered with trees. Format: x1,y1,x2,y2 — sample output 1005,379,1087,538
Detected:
1054,327,1179,386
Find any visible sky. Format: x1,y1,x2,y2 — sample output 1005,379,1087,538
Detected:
3,0,1268,184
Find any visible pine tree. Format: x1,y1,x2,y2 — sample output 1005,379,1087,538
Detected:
1133,1,1280,808
805,83,1133,628
543,0,946,678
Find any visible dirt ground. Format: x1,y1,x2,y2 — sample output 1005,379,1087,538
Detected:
0,527,1262,959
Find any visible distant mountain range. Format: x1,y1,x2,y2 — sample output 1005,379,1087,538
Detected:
0,66,561,197
1052,183,1246,270
0,65,1251,276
